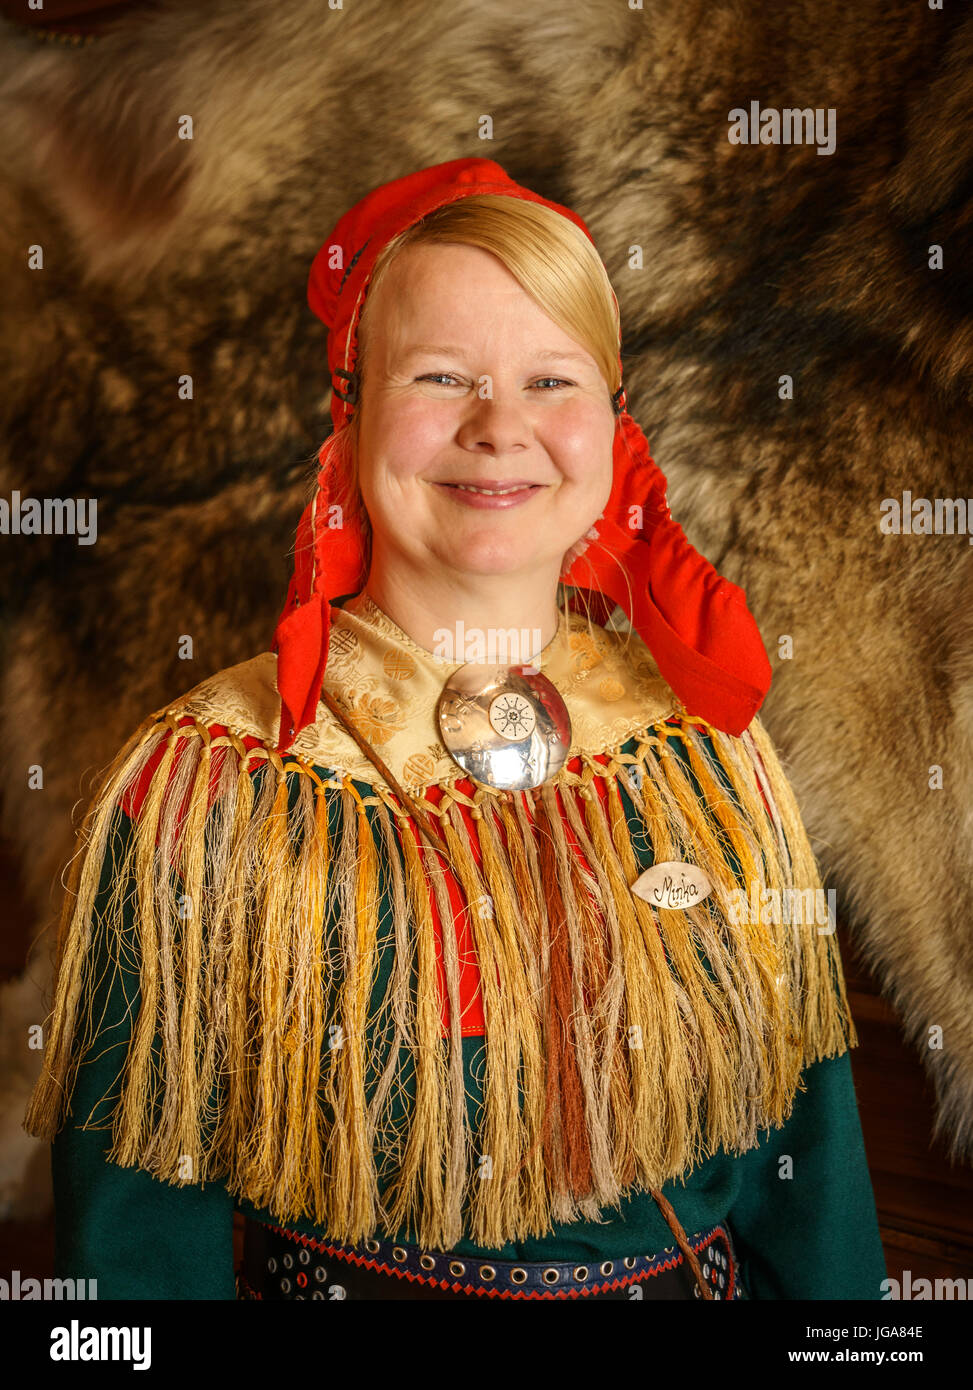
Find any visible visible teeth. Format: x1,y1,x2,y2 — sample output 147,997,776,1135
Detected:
453,484,527,495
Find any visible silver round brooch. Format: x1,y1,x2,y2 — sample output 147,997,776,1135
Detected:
436,663,572,791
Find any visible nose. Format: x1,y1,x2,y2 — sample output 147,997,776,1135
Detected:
454,384,532,454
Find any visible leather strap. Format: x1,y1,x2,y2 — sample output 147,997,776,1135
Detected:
240,1219,742,1301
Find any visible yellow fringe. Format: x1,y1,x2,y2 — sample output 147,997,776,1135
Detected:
24,706,856,1251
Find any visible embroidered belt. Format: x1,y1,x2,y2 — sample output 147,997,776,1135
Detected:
237,1219,747,1301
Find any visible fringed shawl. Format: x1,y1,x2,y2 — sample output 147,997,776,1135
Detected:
25,597,856,1250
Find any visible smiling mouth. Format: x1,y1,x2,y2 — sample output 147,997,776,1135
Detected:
435,481,544,495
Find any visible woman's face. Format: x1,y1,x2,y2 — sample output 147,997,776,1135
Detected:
354,241,616,588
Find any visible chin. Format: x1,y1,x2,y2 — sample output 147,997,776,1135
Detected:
436,537,549,578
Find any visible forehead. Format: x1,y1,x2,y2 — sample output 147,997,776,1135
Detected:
374,242,523,313
364,241,592,357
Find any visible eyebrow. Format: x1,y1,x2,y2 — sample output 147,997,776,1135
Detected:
401,344,594,365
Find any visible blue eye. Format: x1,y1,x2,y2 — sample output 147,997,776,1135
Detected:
415,374,573,390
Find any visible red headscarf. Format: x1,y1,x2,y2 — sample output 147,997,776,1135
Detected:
271,157,771,751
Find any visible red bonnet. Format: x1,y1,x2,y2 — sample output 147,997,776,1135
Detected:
271,157,771,751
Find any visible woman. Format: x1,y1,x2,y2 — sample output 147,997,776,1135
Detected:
25,157,887,1301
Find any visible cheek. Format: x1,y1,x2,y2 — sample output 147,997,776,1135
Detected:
360,398,451,489
553,413,616,504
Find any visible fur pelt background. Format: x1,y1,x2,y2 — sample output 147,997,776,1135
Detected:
0,0,970,1216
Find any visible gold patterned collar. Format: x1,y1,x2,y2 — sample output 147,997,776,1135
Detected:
175,592,679,791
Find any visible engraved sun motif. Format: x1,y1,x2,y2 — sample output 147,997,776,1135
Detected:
488,692,536,741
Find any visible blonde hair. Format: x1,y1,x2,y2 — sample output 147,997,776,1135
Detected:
325,195,623,566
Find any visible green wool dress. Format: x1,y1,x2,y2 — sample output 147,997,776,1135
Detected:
46,724,888,1302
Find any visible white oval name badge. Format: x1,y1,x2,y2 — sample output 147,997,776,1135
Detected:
630,860,713,910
